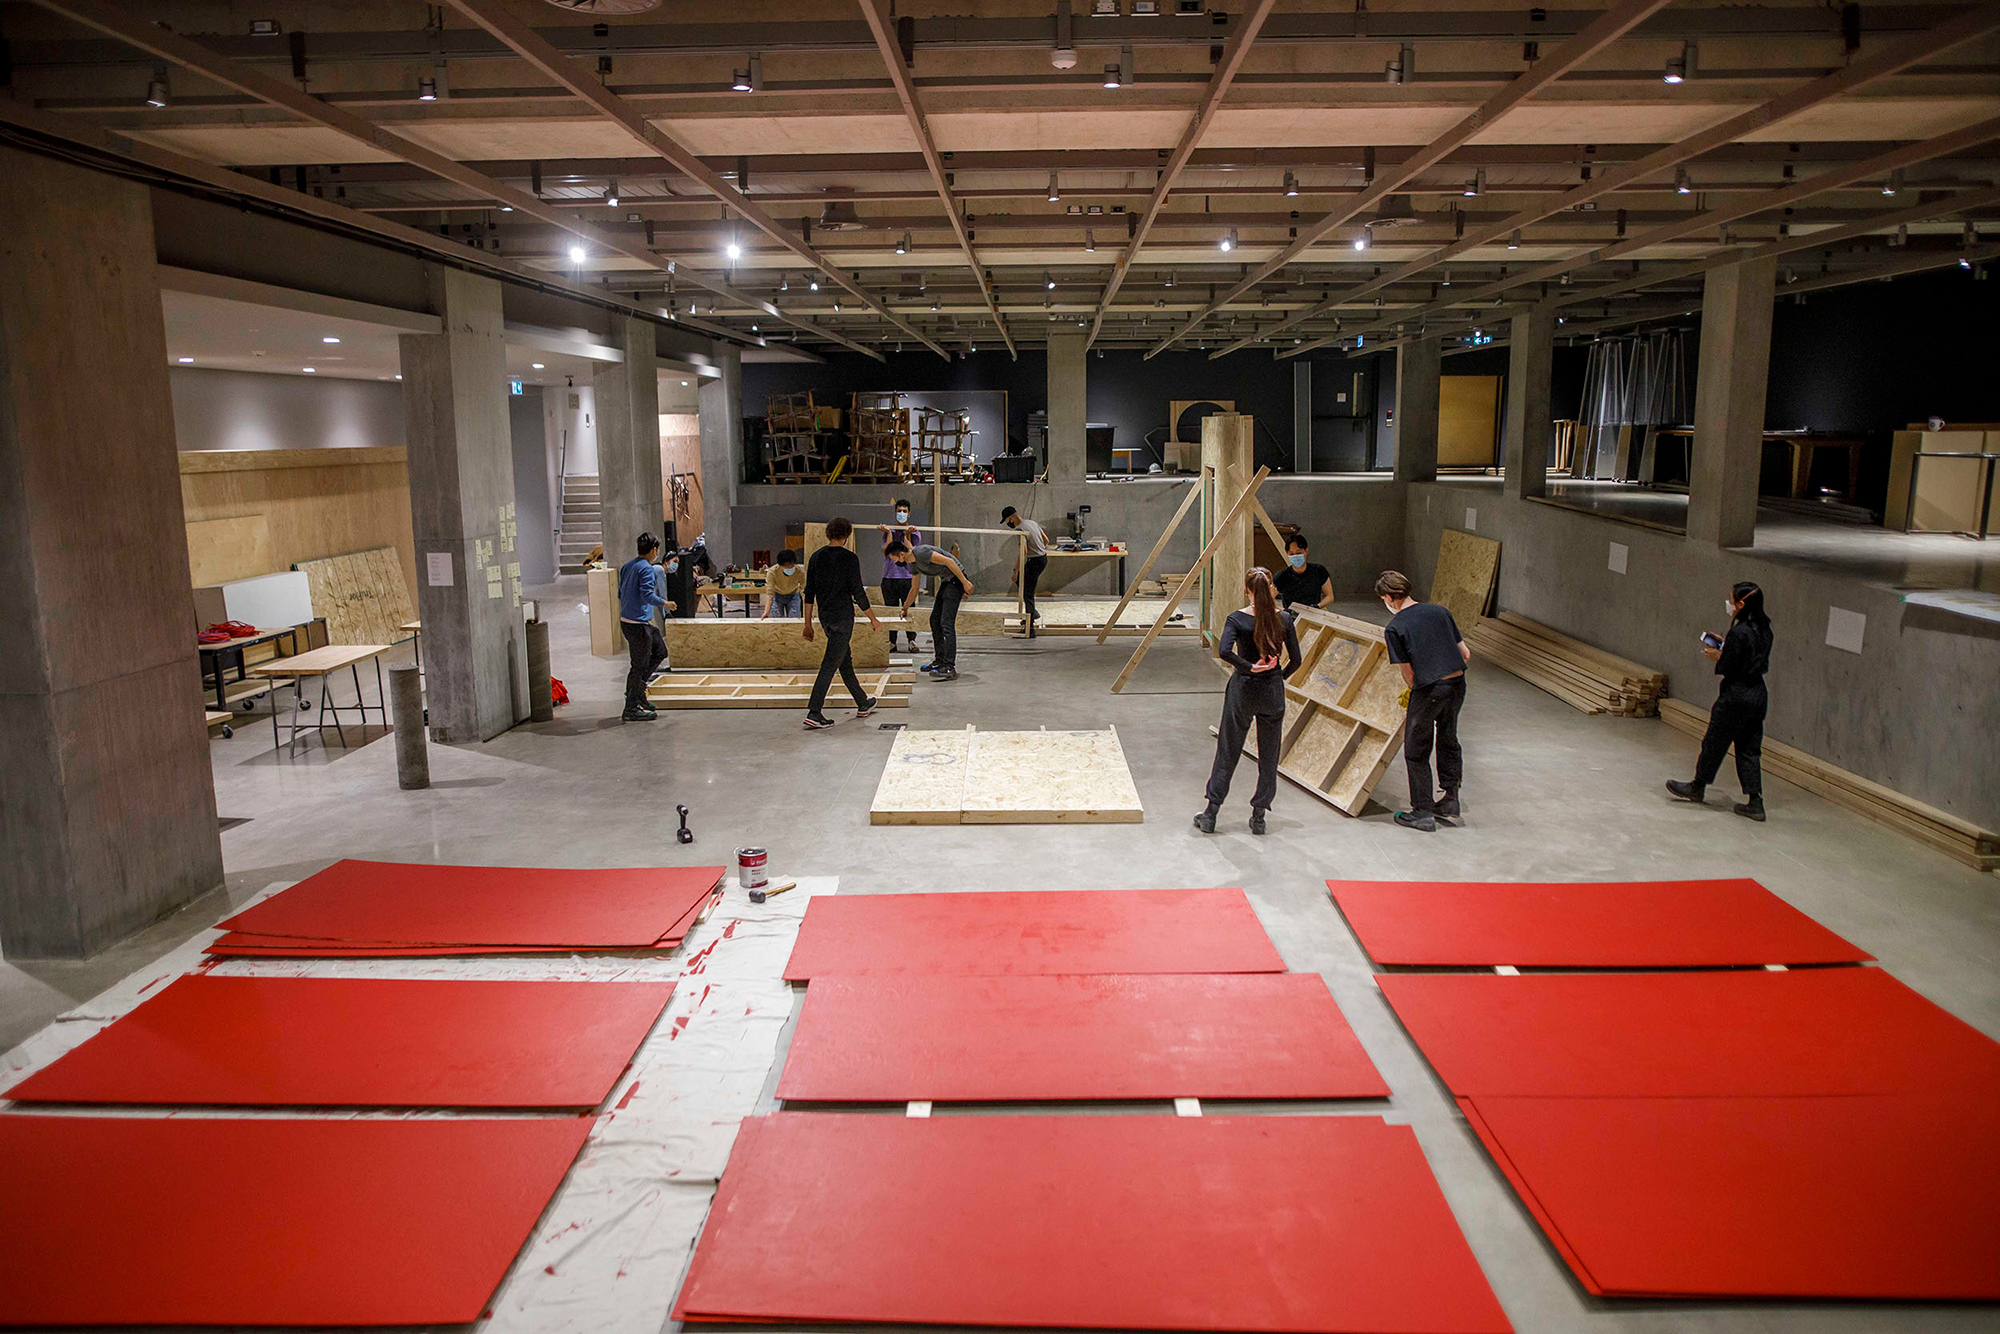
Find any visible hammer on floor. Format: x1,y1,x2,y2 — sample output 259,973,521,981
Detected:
748,879,796,904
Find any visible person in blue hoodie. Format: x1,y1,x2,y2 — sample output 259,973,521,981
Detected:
618,533,677,722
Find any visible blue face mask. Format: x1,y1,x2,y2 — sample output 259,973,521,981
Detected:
666,560,679,574
895,511,910,523
1287,553,1306,569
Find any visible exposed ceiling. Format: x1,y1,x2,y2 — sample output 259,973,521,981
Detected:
6,0,1999,357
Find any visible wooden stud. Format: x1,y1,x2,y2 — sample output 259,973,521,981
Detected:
1111,466,1271,693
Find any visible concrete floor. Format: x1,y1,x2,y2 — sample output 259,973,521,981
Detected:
5,584,1998,1332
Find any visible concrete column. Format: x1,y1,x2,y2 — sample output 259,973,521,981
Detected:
1502,302,1559,500
697,343,743,562
1292,362,1313,473
1687,256,1776,548
1046,331,1087,482
0,147,222,958
400,266,527,743
1392,336,1442,483
593,316,663,566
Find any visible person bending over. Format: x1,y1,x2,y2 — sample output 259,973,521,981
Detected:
761,548,804,618
1002,506,1050,637
1196,568,1302,836
1274,533,1334,610
888,539,973,681
881,500,923,653
617,533,677,722
1379,570,1469,832
1667,581,1773,822
801,517,884,730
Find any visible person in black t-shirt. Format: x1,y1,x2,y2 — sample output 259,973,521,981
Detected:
801,516,884,730
1667,581,1774,822
1273,534,1333,610
1196,568,1302,836
1378,570,1469,832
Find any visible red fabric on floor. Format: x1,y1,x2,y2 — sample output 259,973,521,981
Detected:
1465,1093,2000,1300
1327,877,1869,967
0,1115,591,1326
216,860,724,948
1379,968,2000,1098
776,973,1388,1102
673,1113,1510,1332
7,976,675,1108
781,887,1284,980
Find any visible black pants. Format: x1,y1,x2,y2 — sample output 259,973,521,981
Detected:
1404,674,1467,813
930,579,964,669
622,621,667,711
1695,682,1767,798
881,577,914,649
1021,554,1048,633
807,619,868,718
1206,675,1284,811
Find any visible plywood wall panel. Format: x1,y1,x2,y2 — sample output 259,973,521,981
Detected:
660,413,704,539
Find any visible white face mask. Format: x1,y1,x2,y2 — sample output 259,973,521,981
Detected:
895,511,910,523
1724,598,1735,617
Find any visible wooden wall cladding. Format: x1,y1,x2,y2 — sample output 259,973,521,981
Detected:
660,413,704,538
184,515,273,587
179,448,416,601
1438,376,1502,469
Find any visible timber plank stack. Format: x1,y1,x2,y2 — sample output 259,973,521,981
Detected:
1659,698,2000,871
1466,611,1665,717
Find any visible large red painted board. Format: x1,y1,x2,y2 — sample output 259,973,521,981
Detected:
1327,877,1869,968
7,976,675,1108
216,860,724,948
1379,968,2000,1098
0,1115,591,1326
777,973,1387,1102
782,887,1285,980
1464,1093,2000,1299
674,1113,1511,1332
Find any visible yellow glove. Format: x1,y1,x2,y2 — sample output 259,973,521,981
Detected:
1397,687,1412,709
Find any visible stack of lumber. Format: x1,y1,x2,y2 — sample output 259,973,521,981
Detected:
1466,611,1665,717
1659,698,2000,871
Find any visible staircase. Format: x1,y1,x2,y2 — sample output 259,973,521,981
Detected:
558,474,602,575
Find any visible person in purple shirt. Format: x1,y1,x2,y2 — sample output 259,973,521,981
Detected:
880,498,923,652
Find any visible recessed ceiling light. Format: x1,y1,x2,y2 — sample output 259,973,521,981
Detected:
302,367,316,373
531,362,545,369
176,356,193,363
394,374,403,380
569,245,587,264
322,335,340,344
681,380,690,386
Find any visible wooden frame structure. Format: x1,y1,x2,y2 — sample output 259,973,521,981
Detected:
847,392,911,480
647,665,914,710
1234,608,1409,816
765,392,830,481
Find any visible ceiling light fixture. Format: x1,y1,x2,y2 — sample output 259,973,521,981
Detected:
145,70,171,108
1663,40,1696,84
1283,171,1299,197
417,76,437,102
321,336,340,344
1675,167,1692,194
895,232,909,254
1047,174,1061,203
1464,168,1485,198
605,179,619,207
531,362,545,369
1882,168,1904,197
726,235,743,260
732,65,753,92
1385,43,1413,85
1165,270,1175,288
1353,225,1371,252
176,356,193,364
1219,228,1237,253
569,245,586,264
301,367,316,374
809,276,819,291
1103,60,1122,90
1507,230,1521,250
1085,230,1096,253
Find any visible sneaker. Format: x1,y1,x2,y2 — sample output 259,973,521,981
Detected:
802,715,835,730
1394,810,1437,832
1665,779,1706,803
1192,808,1217,834
1734,796,1766,822
1435,793,1461,818
622,707,655,722
854,697,878,718
919,662,941,674
930,668,959,682
1249,809,1267,836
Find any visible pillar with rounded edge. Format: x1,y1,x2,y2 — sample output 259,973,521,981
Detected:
399,265,528,743
1392,335,1442,483
1687,256,1776,549
698,344,742,563
1046,331,1087,482
1503,303,1559,500
594,315,663,570
0,146,222,957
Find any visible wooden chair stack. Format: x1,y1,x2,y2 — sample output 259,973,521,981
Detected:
1465,611,1666,717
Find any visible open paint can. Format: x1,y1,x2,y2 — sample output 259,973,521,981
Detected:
737,846,768,890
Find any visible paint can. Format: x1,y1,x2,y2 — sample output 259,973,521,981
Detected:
737,846,768,890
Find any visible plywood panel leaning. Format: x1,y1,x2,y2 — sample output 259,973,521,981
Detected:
294,546,418,647
664,616,912,670
1430,528,1500,632
1233,608,1408,817
184,515,274,586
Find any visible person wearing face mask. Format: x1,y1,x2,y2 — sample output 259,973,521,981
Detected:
617,533,677,722
1195,568,1301,836
1378,569,1469,832
1273,534,1334,610
1667,582,1774,822
761,547,805,618
881,499,923,653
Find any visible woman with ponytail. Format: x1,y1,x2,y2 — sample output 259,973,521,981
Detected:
1197,568,1302,835
1668,580,1774,821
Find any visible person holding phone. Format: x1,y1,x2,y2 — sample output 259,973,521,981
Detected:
1667,581,1773,821
1196,568,1301,836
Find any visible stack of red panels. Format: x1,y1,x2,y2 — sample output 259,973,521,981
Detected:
205,859,725,957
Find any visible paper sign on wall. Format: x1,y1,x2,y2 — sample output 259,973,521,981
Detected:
426,552,454,587
1608,542,1629,575
1464,508,1478,531
1826,606,1866,654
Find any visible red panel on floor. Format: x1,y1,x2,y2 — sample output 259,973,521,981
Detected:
217,860,724,948
203,938,593,957
1379,969,2000,1098
0,1114,591,1326
777,973,1387,1102
1465,1093,2000,1299
674,1113,1510,1332
7,976,675,1108
782,888,1285,980
1327,877,1869,967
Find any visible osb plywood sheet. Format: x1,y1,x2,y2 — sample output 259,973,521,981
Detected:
294,547,416,647
648,668,912,709
1439,376,1501,468
958,598,1195,636
1298,635,1369,710
180,449,416,604
185,514,273,586
960,730,1144,824
1280,710,1359,792
1260,610,1412,817
1345,649,1407,734
1432,529,1500,633
871,729,973,825
663,616,912,669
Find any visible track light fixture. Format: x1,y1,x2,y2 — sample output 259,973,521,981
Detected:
416,75,436,102
1464,168,1485,198
145,70,171,108
732,64,753,93
1385,44,1413,85
1675,167,1692,194
1165,270,1175,287
726,234,743,260
1085,230,1096,253
1663,40,1696,84
1507,230,1521,250
895,232,910,255
1283,171,1299,197
605,179,620,207
1219,229,1237,253
1882,168,1904,197
1353,225,1372,252
809,275,819,291
568,245,586,264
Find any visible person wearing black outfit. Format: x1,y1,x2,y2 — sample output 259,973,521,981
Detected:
1668,581,1773,821
1273,533,1334,610
801,516,884,730
898,540,973,680
1379,570,1470,832
1196,569,1303,836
